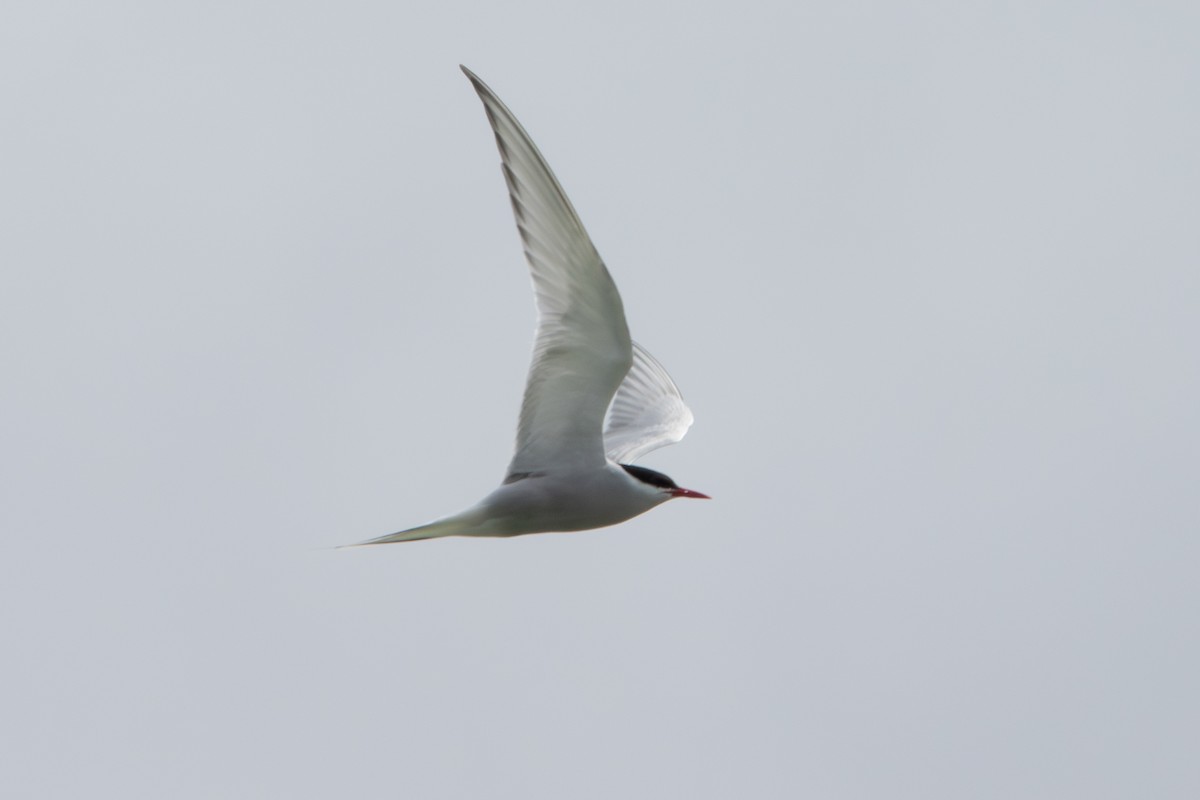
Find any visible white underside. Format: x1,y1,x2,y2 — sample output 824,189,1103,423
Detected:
361,462,669,544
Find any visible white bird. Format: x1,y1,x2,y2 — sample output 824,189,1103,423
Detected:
357,66,707,545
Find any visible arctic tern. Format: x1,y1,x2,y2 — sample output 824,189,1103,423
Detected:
357,66,707,545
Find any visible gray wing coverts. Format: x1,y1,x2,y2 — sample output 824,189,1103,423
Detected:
462,67,692,475
463,67,633,477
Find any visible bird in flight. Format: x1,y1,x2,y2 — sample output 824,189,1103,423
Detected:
356,66,707,545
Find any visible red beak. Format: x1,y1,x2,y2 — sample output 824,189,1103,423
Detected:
670,487,710,499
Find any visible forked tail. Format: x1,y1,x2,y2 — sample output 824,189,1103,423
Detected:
345,511,487,546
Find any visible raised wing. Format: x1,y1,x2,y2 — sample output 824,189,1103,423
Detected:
603,341,694,464
462,66,633,477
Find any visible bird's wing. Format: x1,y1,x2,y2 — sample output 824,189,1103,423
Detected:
602,341,694,464
462,66,633,477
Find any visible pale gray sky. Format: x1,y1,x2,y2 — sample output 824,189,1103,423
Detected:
3,1,1198,798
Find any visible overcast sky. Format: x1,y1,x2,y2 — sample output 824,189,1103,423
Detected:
3,1,1198,798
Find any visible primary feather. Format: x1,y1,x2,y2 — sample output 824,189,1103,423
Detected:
461,66,633,477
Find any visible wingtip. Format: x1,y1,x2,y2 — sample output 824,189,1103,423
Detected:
460,65,501,105
460,64,483,86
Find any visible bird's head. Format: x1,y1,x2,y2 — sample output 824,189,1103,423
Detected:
621,464,710,500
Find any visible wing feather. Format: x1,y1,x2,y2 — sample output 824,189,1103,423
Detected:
603,342,694,464
462,66,632,476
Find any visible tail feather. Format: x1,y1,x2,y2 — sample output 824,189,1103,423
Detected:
345,513,485,546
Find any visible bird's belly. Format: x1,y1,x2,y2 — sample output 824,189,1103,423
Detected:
477,473,656,536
